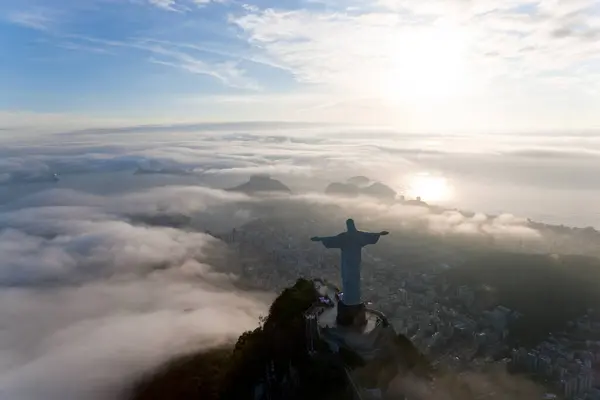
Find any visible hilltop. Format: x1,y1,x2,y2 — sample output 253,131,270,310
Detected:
128,278,430,400
325,177,397,201
227,174,292,194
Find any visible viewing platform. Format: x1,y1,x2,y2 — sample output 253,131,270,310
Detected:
313,280,391,361
305,279,399,400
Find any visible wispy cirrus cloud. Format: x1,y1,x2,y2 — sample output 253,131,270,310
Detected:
144,42,260,90
7,8,58,31
148,0,179,11
124,39,261,90
34,34,261,90
150,58,259,89
57,41,116,54
3,1,255,90
146,0,224,11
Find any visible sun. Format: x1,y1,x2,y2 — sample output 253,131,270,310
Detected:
406,173,453,203
379,24,469,103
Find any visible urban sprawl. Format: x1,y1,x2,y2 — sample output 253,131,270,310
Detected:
210,218,600,400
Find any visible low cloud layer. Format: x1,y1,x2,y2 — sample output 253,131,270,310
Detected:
0,183,543,398
0,186,268,400
286,193,542,241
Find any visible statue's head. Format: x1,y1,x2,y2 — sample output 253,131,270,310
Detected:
346,218,357,232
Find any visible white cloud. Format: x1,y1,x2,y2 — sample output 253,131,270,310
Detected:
0,272,265,400
229,0,600,127
150,58,259,90
147,0,224,11
137,40,260,89
7,8,56,30
288,193,542,240
148,0,180,11
0,186,268,400
58,41,116,54
52,36,261,91
230,8,477,110
193,0,224,5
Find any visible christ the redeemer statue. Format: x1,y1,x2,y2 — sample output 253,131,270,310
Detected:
311,219,388,327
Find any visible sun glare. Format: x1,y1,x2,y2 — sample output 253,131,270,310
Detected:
406,173,453,203
380,25,469,103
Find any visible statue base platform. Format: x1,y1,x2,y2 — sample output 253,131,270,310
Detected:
313,282,392,361
336,301,367,327
310,280,406,400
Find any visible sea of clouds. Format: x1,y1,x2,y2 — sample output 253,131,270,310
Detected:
0,185,269,400
0,122,599,399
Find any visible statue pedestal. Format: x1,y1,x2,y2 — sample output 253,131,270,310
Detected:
336,301,367,327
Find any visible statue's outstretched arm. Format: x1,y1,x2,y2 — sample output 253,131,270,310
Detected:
360,230,389,246
311,235,337,241
311,234,343,248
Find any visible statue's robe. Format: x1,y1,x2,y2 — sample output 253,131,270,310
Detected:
318,229,382,306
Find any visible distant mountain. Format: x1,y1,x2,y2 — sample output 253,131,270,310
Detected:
227,174,292,194
361,181,397,200
325,177,397,201
347,176,371,187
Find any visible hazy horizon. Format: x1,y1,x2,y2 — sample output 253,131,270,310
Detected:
2,122,599,229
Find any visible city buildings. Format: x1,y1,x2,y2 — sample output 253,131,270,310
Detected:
213,218,600,400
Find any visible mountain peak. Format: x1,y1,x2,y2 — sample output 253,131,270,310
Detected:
227,175,292,194
326,177,397,201
347,176,371,187
129,278,431,400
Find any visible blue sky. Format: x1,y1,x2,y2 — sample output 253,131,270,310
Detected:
1,1,276,109
1,0,600,131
